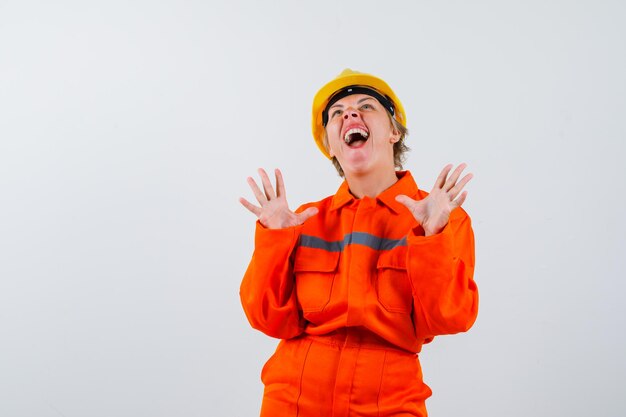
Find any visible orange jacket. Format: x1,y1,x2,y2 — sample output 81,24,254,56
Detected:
240,171,478,353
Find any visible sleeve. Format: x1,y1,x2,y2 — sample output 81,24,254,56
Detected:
239,221,305,339
406,209,479,340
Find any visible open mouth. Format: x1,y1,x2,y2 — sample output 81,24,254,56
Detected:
343,128,369,147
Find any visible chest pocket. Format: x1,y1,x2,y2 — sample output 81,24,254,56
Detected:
376,249,413,314
294,248,340,313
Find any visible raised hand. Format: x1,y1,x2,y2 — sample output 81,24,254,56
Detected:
395,163,473,236
239,168,319,229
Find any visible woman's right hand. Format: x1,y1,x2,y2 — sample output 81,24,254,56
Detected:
239,168,318,229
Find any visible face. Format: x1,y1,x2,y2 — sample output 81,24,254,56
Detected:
325,93,400,177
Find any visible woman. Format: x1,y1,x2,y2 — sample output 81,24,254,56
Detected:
239,69,478,417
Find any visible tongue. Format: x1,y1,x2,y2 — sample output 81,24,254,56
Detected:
348,138,367,148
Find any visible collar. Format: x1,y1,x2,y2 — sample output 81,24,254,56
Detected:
330,171,419,214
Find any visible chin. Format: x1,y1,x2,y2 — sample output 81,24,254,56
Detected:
342,162,376,177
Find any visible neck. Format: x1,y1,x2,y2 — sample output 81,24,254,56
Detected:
344,169,399,199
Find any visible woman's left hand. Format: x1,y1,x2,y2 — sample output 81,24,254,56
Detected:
395,163,473,236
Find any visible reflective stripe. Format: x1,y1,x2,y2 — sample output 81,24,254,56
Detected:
300,232,407,252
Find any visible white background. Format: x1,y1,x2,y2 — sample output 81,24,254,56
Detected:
1,1,625,416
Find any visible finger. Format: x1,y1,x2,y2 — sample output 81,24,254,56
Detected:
258,168,276,200
275,168,286,199
395,194,415,208
239,197,262,217
451,191,468,209
434,164,454,189
448,173,473,200
247,176,267,205
296,207,319,224
444,163,467,191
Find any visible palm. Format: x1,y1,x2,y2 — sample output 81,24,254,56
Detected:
240,168,318,229
396,164,473,236
254,192,302,229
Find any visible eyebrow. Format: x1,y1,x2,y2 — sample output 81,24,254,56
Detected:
328,97,376,111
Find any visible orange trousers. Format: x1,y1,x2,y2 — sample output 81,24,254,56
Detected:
260,328,432,417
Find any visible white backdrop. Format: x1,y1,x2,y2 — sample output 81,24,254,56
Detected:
1,1,625,416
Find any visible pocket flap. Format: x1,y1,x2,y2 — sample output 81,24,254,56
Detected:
294,247,340,273
376,249,407,270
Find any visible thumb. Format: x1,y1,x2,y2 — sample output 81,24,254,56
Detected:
395,194,414,208
296,207,319,224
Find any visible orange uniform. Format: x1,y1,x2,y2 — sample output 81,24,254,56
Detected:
240,171,478,416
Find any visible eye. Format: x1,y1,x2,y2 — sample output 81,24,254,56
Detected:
330,109,342,118
360,103,374,110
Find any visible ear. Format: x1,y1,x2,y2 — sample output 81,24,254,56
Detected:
327,140,336,158
389,127,401,144
323,132,335,158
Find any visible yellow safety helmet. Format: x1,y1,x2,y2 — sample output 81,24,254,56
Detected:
311,68,407,159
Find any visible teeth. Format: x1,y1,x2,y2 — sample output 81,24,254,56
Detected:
343,128,369,143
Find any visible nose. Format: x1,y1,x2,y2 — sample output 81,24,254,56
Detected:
343,108,360,120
